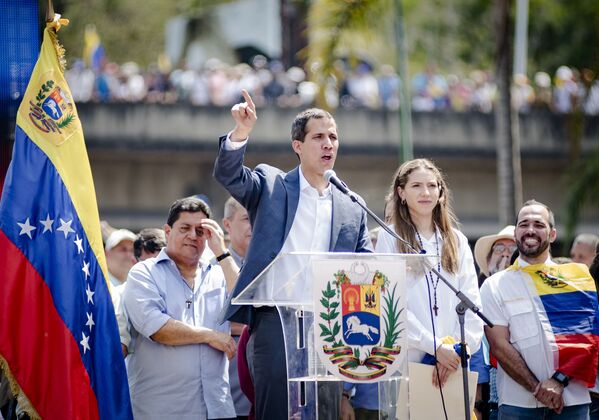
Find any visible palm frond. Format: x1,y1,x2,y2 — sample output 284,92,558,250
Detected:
305,0,394,108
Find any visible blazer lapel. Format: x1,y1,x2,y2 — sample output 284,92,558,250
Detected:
283,167,300,240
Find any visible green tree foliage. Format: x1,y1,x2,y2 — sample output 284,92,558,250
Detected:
47,0,599,75
528,0,599,75
453,0,599,76
46,0,176,66
44,0,233,67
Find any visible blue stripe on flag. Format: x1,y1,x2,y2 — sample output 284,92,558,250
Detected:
539,290,599,335
0,125,130,419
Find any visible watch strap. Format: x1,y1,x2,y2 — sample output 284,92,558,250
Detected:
216,250,231,262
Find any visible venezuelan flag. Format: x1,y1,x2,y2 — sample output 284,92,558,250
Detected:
83,24,104,72
0,19,132,420
520,262,599,387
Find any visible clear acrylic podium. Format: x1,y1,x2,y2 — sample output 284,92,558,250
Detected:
232,252,428,419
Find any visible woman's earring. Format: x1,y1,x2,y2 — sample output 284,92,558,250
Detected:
401,198,406,205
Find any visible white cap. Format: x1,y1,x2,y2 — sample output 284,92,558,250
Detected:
105,229,136,251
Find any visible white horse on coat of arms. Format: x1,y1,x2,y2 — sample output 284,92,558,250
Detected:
344,315,379,341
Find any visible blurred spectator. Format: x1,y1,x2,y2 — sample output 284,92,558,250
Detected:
554,66,579,113
346,62,379,109
470,70,496,113
512,74,535,112
570,233,599,267
105,229,137,287
533,71,553,110
583,69,599,115
63,56,599,115
133,228,166,261
65,59,95,102
378,64,401,110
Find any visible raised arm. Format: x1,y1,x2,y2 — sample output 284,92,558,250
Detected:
230,89,258,141
214,90,264,210
201,218,239,293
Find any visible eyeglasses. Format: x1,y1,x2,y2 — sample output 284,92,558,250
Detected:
492,243,517,254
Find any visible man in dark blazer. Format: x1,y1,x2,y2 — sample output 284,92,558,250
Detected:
214,90,372,419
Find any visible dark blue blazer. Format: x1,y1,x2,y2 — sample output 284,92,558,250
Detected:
214,136,372,324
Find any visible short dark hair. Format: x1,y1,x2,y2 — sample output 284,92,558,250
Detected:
518,199,555,228
166,197,212,227
134,228,166,260
290,108,334,142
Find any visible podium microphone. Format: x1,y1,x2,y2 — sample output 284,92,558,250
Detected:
324,170,352,196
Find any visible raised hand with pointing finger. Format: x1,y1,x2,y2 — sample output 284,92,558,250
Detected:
230,89,257,141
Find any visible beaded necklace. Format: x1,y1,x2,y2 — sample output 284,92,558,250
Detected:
415,228,442,316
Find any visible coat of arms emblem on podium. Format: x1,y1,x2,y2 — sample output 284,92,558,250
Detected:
314,260,407,382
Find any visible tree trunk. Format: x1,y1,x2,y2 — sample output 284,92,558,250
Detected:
494,0,522,226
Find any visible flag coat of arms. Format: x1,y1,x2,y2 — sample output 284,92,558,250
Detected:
0,21,132,419
314,260,407,382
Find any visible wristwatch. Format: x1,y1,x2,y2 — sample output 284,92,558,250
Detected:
216,250,231,262
551,371,570,387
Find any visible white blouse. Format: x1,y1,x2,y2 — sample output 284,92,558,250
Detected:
375,226,483,364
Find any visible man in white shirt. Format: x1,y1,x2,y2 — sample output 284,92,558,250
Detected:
105,228,137,287
213,90,372,419
481,200,596,419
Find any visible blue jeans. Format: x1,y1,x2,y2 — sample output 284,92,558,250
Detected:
590,394,599,420
499,404,589,420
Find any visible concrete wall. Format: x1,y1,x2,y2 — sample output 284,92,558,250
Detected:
79,104,599,241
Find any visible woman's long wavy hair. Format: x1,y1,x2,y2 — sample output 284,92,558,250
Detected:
388,158,459,274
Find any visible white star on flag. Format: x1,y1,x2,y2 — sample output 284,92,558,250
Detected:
86,312,95,331
85,284,95,304
56,218,75,239
80,332,91,354
17,218,36,239
74,235,84,254
82,261,90,279
39,214,54,233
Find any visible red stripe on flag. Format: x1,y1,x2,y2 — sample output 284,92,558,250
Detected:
555,333,599,387
0,230,100,420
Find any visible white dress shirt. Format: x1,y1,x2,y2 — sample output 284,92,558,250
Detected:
224,135,333,303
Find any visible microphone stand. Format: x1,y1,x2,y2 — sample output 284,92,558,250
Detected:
343,189,494,420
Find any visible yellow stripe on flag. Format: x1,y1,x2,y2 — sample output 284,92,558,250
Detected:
15,27,110,289
512,262,596,296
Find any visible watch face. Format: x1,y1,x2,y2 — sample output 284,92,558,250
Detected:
552,372,569,385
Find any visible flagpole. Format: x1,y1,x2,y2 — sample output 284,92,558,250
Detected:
46,0,55,23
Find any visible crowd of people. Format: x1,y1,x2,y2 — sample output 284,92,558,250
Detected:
65,55,599,114
4,89,597,420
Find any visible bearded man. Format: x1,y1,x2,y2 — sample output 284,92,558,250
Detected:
480,200,599,419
